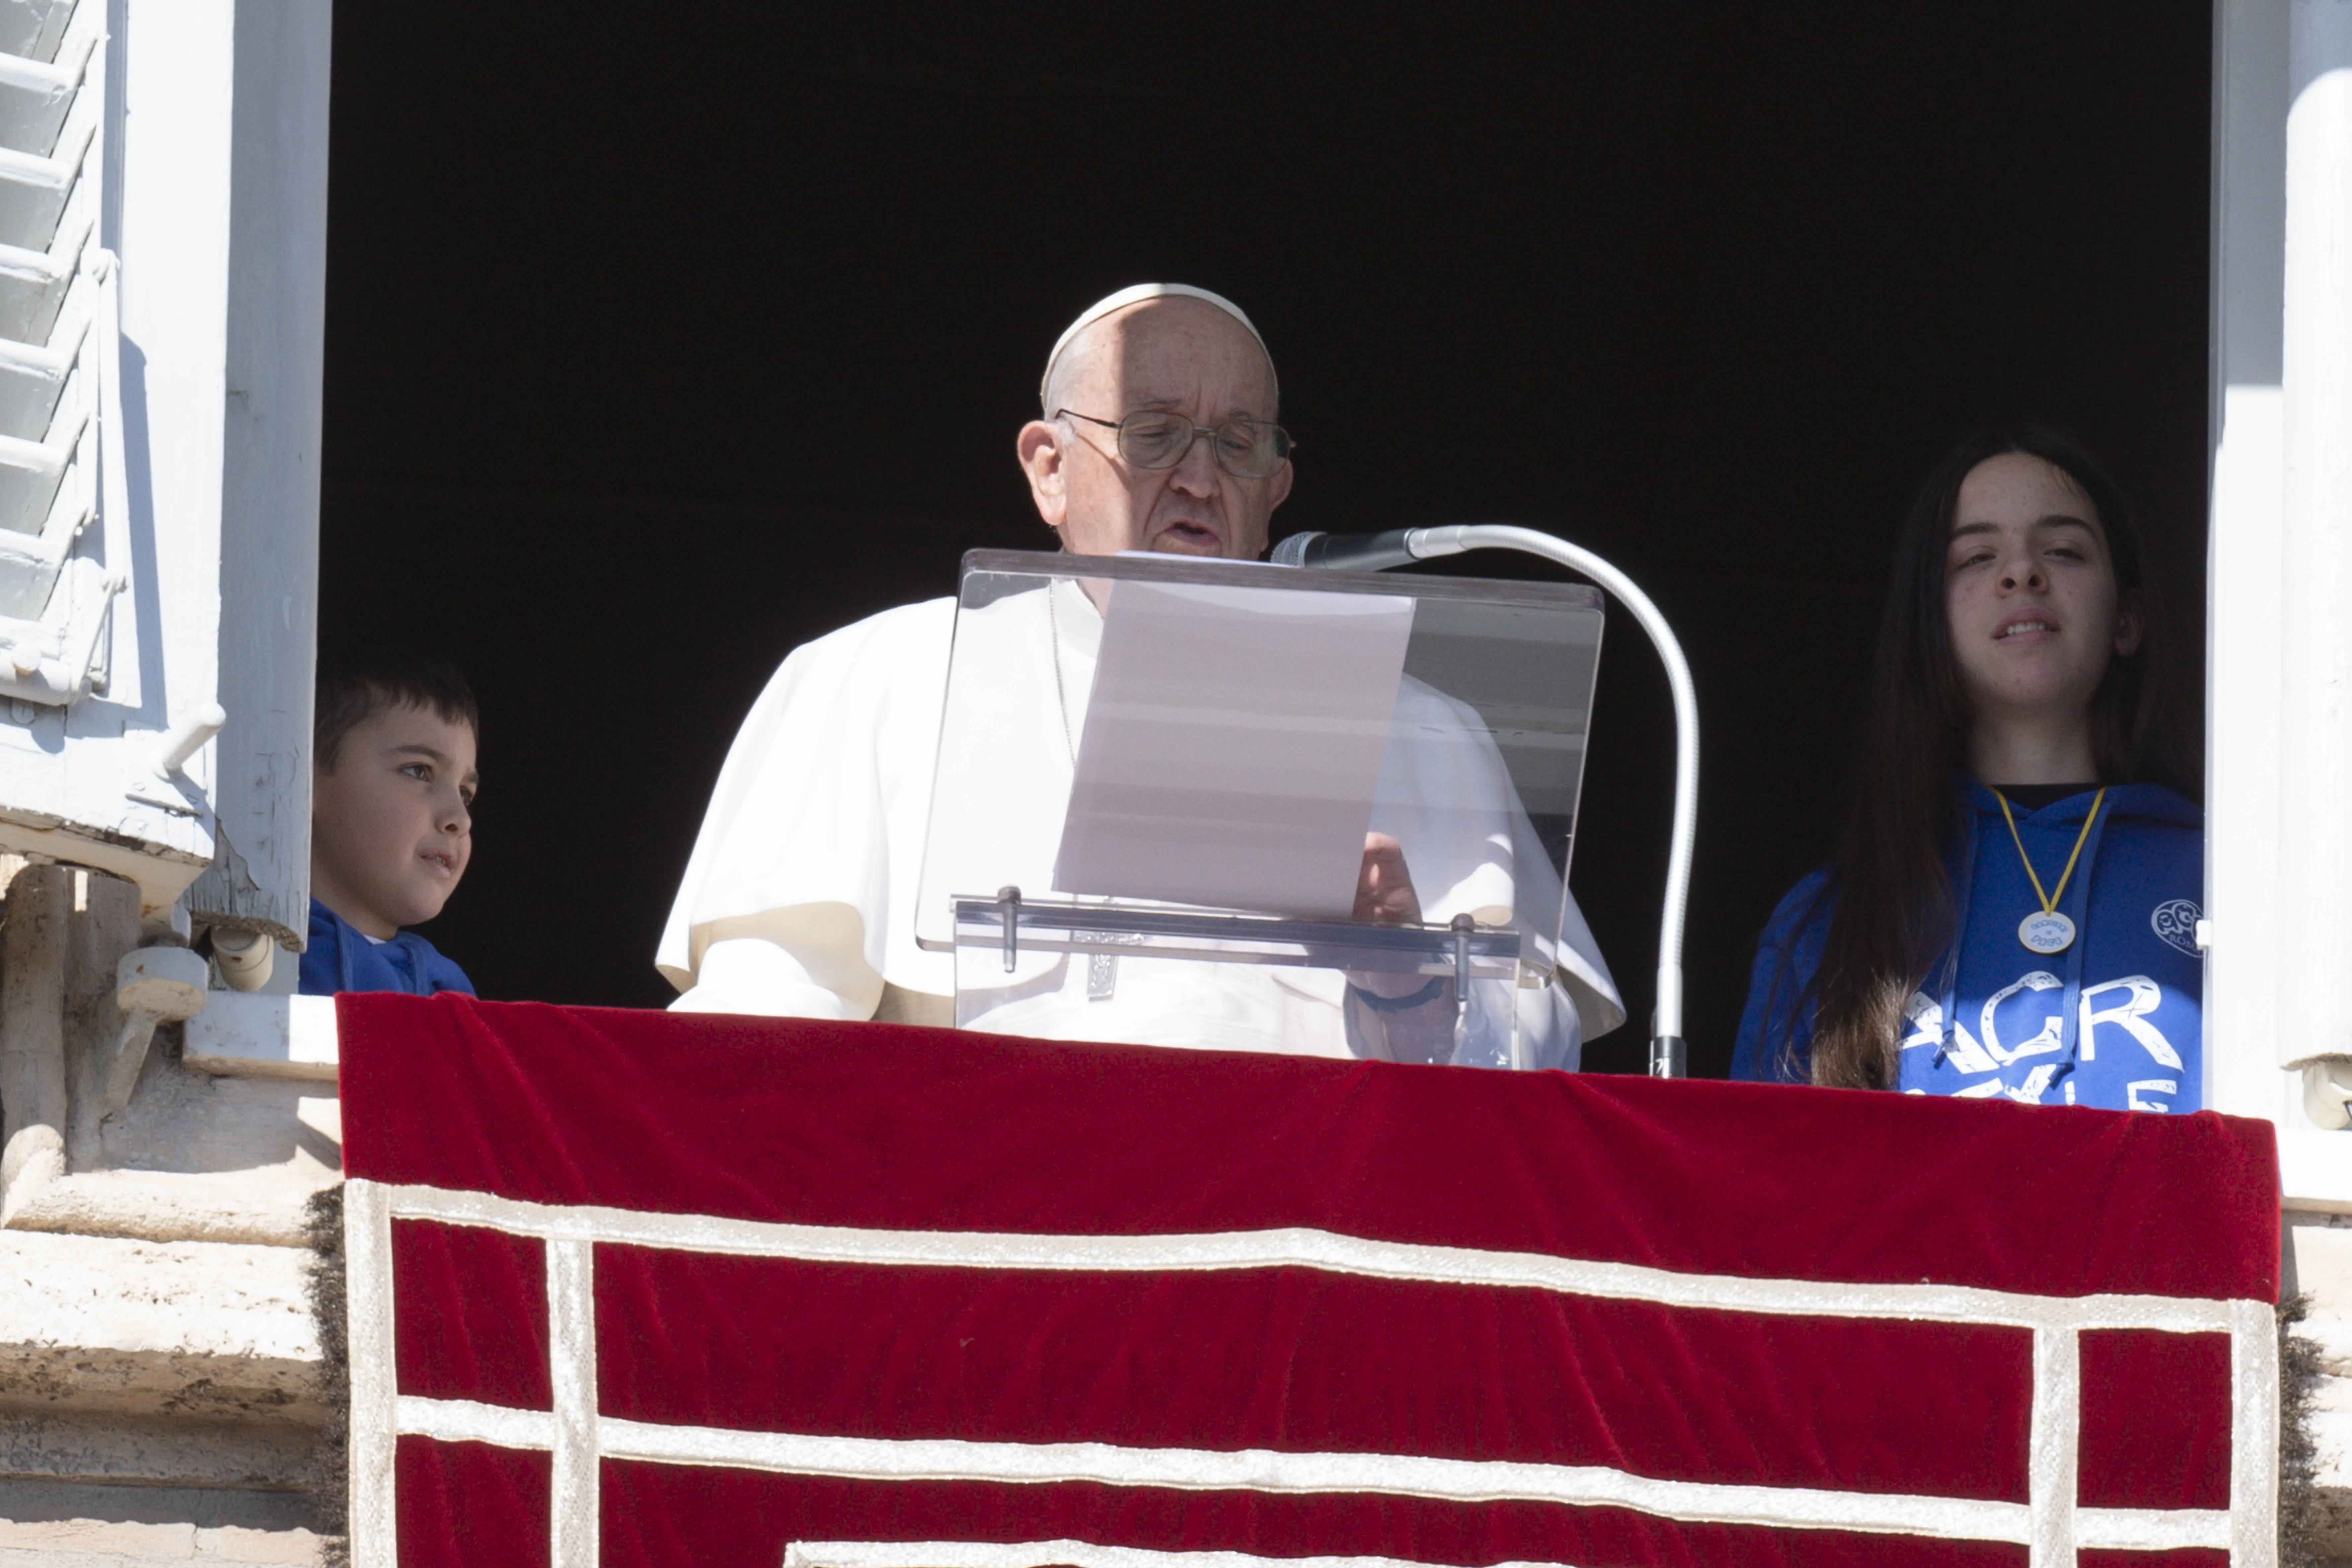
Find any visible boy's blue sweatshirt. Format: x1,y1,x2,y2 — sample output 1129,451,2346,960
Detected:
1732,781,2202,1111
298,898,475,998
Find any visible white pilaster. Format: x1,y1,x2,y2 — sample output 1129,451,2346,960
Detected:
2208,0,2352,1186
2276,0,2352,1073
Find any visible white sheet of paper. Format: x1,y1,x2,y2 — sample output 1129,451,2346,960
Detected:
1053,577,1417,917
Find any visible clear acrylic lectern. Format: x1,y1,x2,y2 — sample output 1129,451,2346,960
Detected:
915,550,1608,1070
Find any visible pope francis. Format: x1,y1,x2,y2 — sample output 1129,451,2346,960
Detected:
657,284,1621,1067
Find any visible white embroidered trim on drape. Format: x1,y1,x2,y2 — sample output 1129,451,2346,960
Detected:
343,1178,2277,1568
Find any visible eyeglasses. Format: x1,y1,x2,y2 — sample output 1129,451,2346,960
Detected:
1055,408,1294,480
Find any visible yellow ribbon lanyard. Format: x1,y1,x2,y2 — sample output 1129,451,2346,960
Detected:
1995,786,2106,921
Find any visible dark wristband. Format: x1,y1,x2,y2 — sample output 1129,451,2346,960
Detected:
1348,975,1448,1012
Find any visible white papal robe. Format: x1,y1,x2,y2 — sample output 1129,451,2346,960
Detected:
657,581,1622,1068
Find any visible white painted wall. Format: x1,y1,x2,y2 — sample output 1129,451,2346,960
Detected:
2277,0,2352,1076
2208,0,2352,1205
183,0,327,948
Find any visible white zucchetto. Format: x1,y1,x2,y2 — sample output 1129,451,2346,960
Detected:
1039,283,1276,409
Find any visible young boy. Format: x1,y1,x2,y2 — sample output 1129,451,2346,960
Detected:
299,646,479,997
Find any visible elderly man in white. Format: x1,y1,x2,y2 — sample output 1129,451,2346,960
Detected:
658,284,1620,1066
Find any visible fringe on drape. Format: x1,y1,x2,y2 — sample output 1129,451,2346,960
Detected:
2283,1292,2330,1567
306,1183,350,1568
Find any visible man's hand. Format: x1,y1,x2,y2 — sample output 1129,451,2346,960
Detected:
1353,832,1422,926
1350,833,1439,1008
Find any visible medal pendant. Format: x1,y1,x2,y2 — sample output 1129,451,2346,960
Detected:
2018,911,2076,955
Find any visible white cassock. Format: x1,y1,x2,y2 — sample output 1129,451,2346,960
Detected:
658,581,1623,1069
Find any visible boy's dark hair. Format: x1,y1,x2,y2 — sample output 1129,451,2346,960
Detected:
315,645,480,772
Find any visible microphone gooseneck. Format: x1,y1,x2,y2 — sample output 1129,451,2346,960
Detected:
1269,530,1419,571
1273,524,1703,1079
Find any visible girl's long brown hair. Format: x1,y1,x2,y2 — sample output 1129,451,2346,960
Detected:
1789,428,2190,1089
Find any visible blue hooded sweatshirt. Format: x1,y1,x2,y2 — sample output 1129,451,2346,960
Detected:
298,898,475,998
1732,781,2202,1111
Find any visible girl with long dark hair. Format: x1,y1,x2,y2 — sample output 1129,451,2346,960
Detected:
1730,428,2201,1108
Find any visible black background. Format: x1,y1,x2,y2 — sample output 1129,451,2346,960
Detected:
318,6,2212,1075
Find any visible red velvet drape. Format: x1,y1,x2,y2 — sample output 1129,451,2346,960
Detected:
340,995,2277,1568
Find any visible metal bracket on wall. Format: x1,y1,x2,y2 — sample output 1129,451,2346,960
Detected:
121,702,225,816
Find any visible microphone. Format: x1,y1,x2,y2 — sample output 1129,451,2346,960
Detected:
1270,529,1421,571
